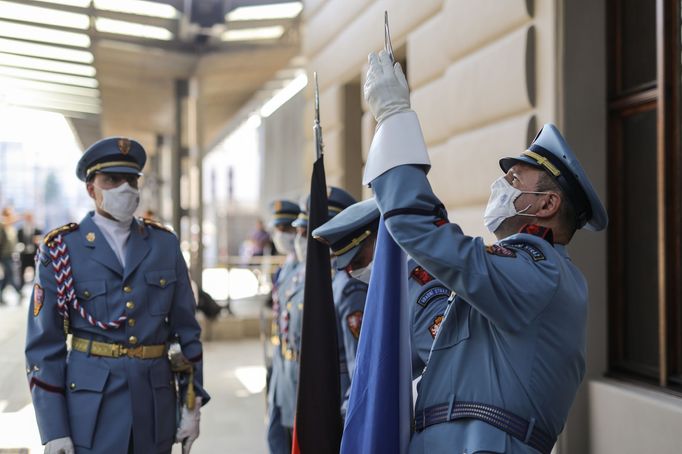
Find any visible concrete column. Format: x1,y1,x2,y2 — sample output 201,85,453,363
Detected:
187,76,204,287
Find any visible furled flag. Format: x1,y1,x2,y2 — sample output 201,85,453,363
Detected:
340,218,412,454
291,153,342,454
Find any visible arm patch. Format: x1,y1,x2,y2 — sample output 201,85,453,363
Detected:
416,285,450,308
504,242,546,261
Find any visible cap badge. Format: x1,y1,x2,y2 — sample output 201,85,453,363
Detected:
118,138,131,155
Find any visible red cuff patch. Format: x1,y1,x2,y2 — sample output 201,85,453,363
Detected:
29,377,65,395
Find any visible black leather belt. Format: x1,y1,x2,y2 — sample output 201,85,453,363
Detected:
414,401,555,454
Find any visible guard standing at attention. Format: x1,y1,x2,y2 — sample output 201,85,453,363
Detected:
266,199,300,454
25,137,209,454
313,197,380,417
362,50,608,453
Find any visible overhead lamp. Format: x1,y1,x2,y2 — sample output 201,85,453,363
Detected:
0,0,90,29
222,26,285,42
260,72,307,117
33,0,91,8
0,76,99,97
226,2,303,21
94,0,179,19
0,20,91,47
0,87,101,108
95,17,173,41
0,66,98,88
0,38,93,64
5,97,102,115
0,53,96,77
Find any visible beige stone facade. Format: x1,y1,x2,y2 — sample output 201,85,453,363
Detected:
294,1,682,454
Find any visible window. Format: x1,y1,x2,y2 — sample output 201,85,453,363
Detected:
608,0,682,388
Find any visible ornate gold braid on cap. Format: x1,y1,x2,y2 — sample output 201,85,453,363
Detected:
522,150,561,177
332,229,371,256
86,161,140,177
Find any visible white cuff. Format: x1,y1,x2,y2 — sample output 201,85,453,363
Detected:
362,111,430,185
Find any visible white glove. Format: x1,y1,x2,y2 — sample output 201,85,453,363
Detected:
364,49,411,124
176,396,202,454
44,437,74,454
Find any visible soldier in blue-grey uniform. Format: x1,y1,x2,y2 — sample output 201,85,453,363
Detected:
312,197,380,417
362,50,608,454
406,258,451,380
25,137,209,454
277,187,356,436
266,199,300,454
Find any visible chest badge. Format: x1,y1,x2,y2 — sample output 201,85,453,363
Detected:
429,314,444,339
86,232,96,242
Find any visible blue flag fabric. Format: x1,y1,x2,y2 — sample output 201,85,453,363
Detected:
340,217,412,454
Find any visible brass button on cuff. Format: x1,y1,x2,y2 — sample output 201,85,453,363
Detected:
128,336,138,345
123,286,132,293
126,301,135,309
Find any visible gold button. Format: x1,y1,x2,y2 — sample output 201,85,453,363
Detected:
128,336,138,345
83,290,91,298
69,383,76,390
128,318,136,327
123,285,132,293
159,278,167,286
126,301,135,310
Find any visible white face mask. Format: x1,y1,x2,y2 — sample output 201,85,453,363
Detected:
273,230,296,255
349,260,373,284
294,233,307,263
95,182,140,224
483,176,548,233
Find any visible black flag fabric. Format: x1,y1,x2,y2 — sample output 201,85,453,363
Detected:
292,154,342,454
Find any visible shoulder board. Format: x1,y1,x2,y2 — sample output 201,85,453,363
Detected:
43,223,79,245
416,285,451,308
504,241,546,262
343,280,368,297
142,218,175,234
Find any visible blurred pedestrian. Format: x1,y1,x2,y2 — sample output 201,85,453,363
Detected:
17,211,42,289
0,207,22,303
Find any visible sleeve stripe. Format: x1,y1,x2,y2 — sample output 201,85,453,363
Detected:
29,377,65,395
384,204,446,221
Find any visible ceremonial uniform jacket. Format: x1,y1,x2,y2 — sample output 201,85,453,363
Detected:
277,262,305,429
268,254,299,417
331,270,367,415
372,165,587,454
25,213,209,454
407,258,450,380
